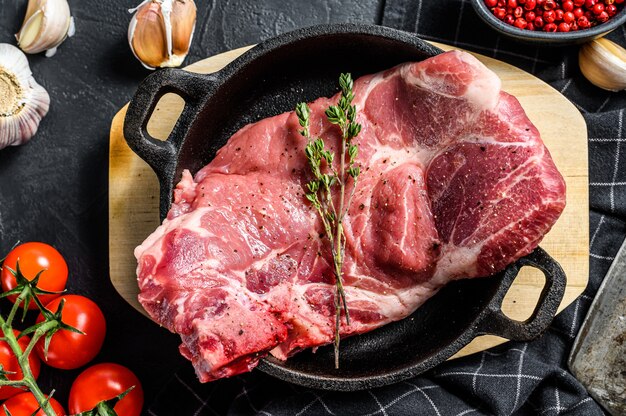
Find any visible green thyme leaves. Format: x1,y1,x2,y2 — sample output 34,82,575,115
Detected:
296,73,362,369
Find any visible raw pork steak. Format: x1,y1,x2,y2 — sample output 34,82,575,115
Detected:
135,50,566,382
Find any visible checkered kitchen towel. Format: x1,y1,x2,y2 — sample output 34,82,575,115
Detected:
149,2,626,415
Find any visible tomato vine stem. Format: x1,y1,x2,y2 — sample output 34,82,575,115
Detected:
0,288,57,416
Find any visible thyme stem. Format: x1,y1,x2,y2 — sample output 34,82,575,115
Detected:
297,73,362,369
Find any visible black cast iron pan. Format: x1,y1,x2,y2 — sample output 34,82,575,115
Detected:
123,24,566,391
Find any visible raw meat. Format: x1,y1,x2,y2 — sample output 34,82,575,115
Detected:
135,50,566,382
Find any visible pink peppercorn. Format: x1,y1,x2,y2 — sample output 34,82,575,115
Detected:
607,4,618,15
514,17,528,27
563,11,576,22
544,22,558,31
525,0,537,9
597,10,610,21
577,15,590,26
593,3,605,13
555,9,564,19
544,0,557,9
494,7,507,19
543,9,556,21
558,22,571,30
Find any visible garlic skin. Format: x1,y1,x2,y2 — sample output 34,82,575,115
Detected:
0,44,50,149
128,0,197,70
16,0,74,57
579,38,626,92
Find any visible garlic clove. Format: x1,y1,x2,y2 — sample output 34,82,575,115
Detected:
128,0,197,70
170,0,196,64
16,0,74,56
129,2,170,69
0,43,50,149
579,38,626,92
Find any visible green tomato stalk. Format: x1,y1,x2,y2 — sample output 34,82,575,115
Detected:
0,262,81,416
0,286,58,416
73,386,135,416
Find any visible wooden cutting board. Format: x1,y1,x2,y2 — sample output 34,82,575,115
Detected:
109,42,589,359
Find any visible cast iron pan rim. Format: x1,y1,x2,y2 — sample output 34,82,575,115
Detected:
256,321,476,391
124,24,444,220
209,23,444,99
123,23,567,391
256,247,562,391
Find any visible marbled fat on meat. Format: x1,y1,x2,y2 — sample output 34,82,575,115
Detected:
134,50,566,382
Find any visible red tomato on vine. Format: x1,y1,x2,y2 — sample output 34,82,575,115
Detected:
35,295,106,369
69,363,144,416
1,242,68,309
1,392,65,416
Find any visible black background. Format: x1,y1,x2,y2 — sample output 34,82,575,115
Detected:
0,0,382,409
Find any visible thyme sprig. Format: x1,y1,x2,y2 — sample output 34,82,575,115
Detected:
296,73,362,369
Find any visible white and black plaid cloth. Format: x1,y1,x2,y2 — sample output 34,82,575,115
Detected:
148,1,625,414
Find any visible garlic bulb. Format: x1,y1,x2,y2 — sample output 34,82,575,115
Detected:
0,44,50,149
579,38,626,92
128,0,197,70
16,0,75,57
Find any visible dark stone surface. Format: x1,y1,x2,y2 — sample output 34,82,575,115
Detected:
0,0,381,408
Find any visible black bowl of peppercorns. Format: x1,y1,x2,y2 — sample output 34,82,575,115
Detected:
472,0,626,44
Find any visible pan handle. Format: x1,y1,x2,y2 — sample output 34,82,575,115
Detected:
123,68,218,217
476,247,566,341
123,68,217,174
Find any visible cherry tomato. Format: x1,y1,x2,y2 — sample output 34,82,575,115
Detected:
35,295,106,369
1,243,68,310
1,393,65,416
0,330,41,400
69,363,143,416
